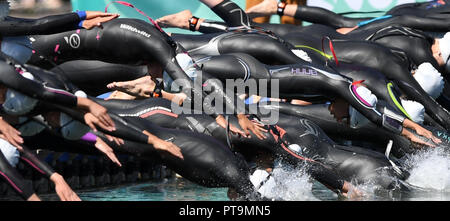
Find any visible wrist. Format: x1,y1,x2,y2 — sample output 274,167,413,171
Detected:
188,16,200,31
50,173,63,183
76,10,87,21
277,1,287,16
237,113,246,119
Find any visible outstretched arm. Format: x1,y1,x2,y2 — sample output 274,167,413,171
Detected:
200,0,252,28
1,11,119,36
246,0,370,28
19,146,81,201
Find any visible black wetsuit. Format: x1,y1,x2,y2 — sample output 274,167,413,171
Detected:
0,13,86,37
278,33,450,130
189,52,408,135
50,60,148,96
0,145,56,200
28,18,247,118
285,0,450,31
94,98,409,189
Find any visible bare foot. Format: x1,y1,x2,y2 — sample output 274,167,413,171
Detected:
156,10,193,29
107,76,156,98
105,91,136,100
246,0,278,18
290,99,312,106
337,26,358,34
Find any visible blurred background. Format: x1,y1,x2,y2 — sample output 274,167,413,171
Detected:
9,0,72,17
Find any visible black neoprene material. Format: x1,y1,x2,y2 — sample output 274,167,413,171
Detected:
29,18,243,118
210,0,251,28
20,146,55,178
0,150,35,200
0,57,78,107
0,13,82,36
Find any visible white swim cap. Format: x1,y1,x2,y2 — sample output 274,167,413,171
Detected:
60,112,90,140
0,0,10,21
354,85,378,107
291,49,312,63
59,90,90,140
439,32,450,65
413,62,444,99
400,99,425,124
74,90,87,98
249,169,276,197
17,117,46,137
164,53,197,92
3,72,38,115
0,138,19,168
1,36,33,64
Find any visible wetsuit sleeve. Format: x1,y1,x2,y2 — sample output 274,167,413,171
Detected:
198,20,228,33
210,0,252,28
0,150,35,200
0,60,78,107
293,5,371,28
19,146,55,179
0,13,85,36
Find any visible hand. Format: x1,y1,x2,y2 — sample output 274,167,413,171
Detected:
403,119,441,146
50,173,81,201
95,137,122,167
84,113,115,133
0,118,23,150
402,128,437,148
85,11,120,20
215,115,247,138
413,125,442,145
145,132,184,160
105,134,124,146
341,181,364,200
82,15,119,29
245,0,278,18
81,11,119,30
84,99,115,131
237,114,268,140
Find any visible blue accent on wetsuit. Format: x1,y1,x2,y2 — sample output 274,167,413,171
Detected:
357,15,393,27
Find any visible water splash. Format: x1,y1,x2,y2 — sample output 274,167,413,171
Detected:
252,161,319,201
403,147,450,191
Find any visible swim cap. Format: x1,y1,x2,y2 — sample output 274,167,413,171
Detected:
413,62,444,99
0,138,20,168
163,53,197,92
354,85,378,107
400,99,425,124
439,32,450,64
349,86,377,128
2,72,38,115
0,0,10,21
1,36,33,64
291,49,312,63
59,113,90,140
17,116,46,136
250,169,276,197
60,90,90,140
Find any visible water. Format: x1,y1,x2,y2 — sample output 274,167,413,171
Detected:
4,147,450,201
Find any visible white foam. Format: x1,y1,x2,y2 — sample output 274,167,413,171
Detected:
404,147,450,191
255,162,318,201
